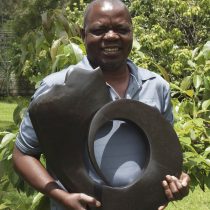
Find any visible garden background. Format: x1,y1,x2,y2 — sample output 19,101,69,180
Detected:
0,0,210,209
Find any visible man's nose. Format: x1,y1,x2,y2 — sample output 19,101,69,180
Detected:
103,30,119,40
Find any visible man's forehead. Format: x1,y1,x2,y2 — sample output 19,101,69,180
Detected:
84,0,131,26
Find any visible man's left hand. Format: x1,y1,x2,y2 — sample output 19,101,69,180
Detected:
158,172,190,210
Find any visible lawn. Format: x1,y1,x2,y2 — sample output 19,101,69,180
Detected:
0,99,18,131
167,185,210,210
0,98,210,209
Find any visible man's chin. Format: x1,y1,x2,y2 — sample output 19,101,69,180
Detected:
99,59,125,71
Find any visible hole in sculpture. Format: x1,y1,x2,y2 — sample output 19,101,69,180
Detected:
94,120,150,187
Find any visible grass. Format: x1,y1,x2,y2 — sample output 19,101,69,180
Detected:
0,99,18,132
167,185,210,210
0,97,210,209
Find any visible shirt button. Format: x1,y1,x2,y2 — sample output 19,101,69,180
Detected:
115,96,119,100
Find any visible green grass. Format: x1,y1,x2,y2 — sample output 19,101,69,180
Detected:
167,186,210,210
0,99,18,131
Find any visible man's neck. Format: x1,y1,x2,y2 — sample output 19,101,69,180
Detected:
103,65,130,98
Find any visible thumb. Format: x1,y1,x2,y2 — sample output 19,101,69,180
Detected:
79,193,101,207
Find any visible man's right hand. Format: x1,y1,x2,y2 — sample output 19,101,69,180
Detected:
60,192,101,210
12,146,101,210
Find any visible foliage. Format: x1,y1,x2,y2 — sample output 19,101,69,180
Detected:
11,0,68,37
15,6,85,88
0,131,33,208
0,108,49,209
129,0,210,189
130,0,210,79
171,41,210,189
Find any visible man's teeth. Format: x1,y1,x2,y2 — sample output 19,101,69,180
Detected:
104,48,119,52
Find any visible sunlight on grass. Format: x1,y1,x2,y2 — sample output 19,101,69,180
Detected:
167,185,210,210
0,100,17,131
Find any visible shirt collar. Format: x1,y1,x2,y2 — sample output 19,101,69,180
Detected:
76,56,156,84
76,56,94,70
127,59,156,82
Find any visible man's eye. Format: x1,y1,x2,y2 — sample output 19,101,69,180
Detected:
91,29,105,35
117,28,131,34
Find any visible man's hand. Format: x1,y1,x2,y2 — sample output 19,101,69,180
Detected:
13,146,101,210
158,172,190,210
61,192,101,210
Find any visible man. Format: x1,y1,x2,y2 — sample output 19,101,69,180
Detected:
13,0,190,210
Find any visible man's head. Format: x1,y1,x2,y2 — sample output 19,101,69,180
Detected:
82,0,133,71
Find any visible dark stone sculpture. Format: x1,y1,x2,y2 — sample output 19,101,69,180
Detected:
29,67,183,210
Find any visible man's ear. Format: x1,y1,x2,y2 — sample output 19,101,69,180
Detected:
80,27,85,41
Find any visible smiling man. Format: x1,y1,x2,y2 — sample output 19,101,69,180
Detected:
12,0,190,210
83,0,133,71
82,0,133,99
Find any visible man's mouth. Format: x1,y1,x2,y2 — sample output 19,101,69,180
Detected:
103,47,121,54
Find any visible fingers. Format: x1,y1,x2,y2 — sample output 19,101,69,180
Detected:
180,172,190,196
162,173,190,202
79,193,101,208
166,175,183,200
180,172,190,187
162,179,174,201
158,204,168,210
62,193,101,210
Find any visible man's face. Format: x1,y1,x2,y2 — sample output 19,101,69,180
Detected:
83,2,133,70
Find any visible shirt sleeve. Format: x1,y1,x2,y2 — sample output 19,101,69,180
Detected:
15,81,50,155
162,84,174,125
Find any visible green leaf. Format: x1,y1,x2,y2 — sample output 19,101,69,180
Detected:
193,118,204,127
41,12,51,31
32,194,50,210
55,10,71,37
205,159,210,166
69,43,83,62
180,137,191,145
0,203,8,210
192,47,200,59
153,63,170,82
181,76,192,90
187,60,196,68
183,152,196,158
204,77,210,90
133,37,141,50
190,130,196,141
35,33,44,52
203,41,210,60
204,174,210,189
194,42,210,64
205,147,210,153
50,38,62,63
0,133,16,149
193,75,202,89
32,192,44,205
0,132,10,139
202,99,210,110
184,89,194,98
51,54,63,73
204,147,210,158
